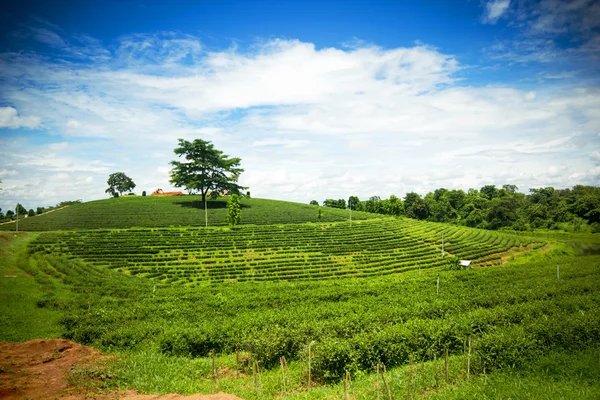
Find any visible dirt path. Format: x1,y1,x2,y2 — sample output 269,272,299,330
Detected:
0,339,242,400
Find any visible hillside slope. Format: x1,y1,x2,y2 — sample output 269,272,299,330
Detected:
30,217,542,283
0,196,372,231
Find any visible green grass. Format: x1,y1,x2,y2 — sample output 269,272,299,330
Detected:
0,232,63,341
0,195,599,399
0,196,373,231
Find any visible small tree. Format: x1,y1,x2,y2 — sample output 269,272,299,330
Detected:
106,172,136,198
317,206,323,221
227,194,241,227
36,207,45,215
446,256,461,271
169,138,247,204
142,190,147,197
16,203,27,216
310,200,319,206
27,209,35,217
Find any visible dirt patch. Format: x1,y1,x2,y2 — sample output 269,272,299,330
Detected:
0,339,242,400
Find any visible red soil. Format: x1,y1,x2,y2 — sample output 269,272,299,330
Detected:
0,339,241,400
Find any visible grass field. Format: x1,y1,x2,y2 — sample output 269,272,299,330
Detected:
0,196,373,231
1,197,599,399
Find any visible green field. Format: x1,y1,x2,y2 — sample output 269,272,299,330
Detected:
1,197,599,399
0,196,373,231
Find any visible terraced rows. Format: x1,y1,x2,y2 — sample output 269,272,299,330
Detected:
29,218,540,284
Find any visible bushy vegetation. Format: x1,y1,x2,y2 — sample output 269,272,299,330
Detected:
11,235,600,397
28,218,539,283
1,194,599,399
320,184,600,232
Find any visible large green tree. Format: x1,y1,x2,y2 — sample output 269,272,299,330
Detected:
169,138,246,204
106,172,136,198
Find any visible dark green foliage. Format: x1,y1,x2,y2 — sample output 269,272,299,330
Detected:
169,138,246,204
27,209,35,217
323,199,346,209
106,172,136,198
16,203,27,216
310,200,319,206
142,191,146,197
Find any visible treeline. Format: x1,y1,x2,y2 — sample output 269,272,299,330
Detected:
313,185,600,232
0,200,82,222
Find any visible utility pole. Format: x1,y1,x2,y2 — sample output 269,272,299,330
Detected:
15,203,19,232
442,232,444,257
349,200,352,226
205,197,208,228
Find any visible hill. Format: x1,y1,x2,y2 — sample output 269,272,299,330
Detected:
0,196,373,231
29,217,542,283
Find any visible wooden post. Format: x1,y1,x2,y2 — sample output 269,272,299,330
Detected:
434,352,438,387
253,360,257,398
467,337,471,380
406,356,411,400
461,339,466,381
308,343,312,389
212,350,218,392
414,356,418,394
280,356,286,394
377,363,381,400
420,359,424,391
382,364,392,400
235,347,239,378
444,348,449,382
344,371,348,400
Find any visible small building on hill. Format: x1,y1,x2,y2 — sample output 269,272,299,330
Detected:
460,260,472,268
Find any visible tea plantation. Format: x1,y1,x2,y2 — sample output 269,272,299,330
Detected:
0,196,372,231
1,196,599,399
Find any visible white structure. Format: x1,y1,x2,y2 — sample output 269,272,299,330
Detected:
460,260,472,268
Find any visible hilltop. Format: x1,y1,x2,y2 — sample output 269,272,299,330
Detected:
0,196,373,231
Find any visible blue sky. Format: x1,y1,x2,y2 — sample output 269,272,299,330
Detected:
1,0,599,212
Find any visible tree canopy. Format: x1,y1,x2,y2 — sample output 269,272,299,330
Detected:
169,138,246,204
106,172,136,198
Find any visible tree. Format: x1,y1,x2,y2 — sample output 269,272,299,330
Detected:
317,206,323,221
106,172,136,198
310,200,319,206
36,207,45,215
169,138,246,204
384,194,405,216
27,209,35,217
348,196,362,211
227,194,241,227
16,203,27,216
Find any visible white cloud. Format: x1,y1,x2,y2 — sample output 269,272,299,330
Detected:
482,0,511,24
0,31,599,212
0,107,41,129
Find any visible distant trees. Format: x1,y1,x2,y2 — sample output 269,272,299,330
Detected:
106,172,136,198
310,200,319,206
348,196,363,211
315,184,600,232
16,203,27,216
169,138,246,204
323,199,346,209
